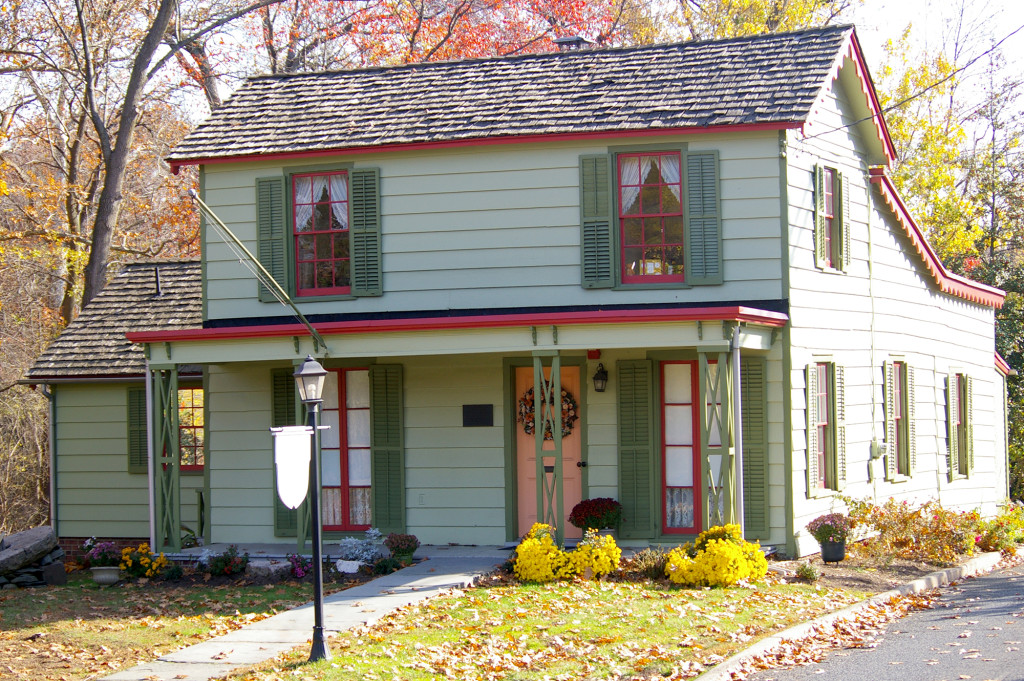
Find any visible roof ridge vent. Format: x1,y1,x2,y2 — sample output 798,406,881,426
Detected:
554,36,591,52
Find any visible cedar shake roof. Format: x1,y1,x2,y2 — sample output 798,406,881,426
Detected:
25,261,201,381
168,25,854,164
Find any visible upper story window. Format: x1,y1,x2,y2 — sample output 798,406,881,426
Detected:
293,171,350,296
619,152,684,283
814,164,849,272
255,167,382,303
578,149,722,289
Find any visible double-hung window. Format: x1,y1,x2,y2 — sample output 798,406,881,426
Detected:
884,361,916,479
813,164,850,271
579,148,722,289
293,171,350,296
806,361,846,494
947,372,974,480
619,153,685,283
255,167,382,301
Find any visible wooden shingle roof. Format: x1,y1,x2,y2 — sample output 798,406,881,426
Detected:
168,25,854,165
25,261,201,381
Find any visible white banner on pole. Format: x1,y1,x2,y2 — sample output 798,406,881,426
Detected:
271,426,312,509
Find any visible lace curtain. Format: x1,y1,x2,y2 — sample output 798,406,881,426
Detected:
294,174,349,232
619,154,681,215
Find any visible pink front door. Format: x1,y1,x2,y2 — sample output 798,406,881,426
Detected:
515,365,583,539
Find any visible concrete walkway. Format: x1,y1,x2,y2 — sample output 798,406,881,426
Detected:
101,546,508,681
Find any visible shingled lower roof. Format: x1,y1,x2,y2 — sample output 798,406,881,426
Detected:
169,25,854,165
24,261,201,381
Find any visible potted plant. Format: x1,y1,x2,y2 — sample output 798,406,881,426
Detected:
806,512,852,563
568,498,623,533
384,532,420,563
83,538,121,585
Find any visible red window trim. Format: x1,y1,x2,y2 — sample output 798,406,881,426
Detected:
660,360,701,535
815,363,831,489
618,151,685,285
323,367,370,532
292,170,351,297
822,167,836,268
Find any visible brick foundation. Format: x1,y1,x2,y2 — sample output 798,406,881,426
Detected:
59,537,149,563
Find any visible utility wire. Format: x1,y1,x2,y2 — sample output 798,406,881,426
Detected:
803,23,1024,143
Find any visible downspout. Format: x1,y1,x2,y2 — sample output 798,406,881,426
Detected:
732,326,744,535
40,386,57,531
145,356,156,549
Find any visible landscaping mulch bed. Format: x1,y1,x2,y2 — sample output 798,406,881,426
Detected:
771,554,954,592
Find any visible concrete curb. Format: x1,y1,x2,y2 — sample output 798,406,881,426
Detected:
693,551,1006,681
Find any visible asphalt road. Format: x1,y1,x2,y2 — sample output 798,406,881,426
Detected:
747,561,1024,681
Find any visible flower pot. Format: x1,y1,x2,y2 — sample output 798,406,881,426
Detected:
91,566,121,585
392,551,415,564
820,539,846,564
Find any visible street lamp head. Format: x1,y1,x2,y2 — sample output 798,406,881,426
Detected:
294,355,328,404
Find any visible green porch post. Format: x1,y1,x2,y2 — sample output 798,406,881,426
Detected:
533,352,563,542
699,347,735,529
152,366,181,552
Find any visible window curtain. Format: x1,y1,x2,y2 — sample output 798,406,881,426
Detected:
619,155,682,214
329,174,349,229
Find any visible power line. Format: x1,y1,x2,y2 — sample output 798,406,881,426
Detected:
803,23,1024,143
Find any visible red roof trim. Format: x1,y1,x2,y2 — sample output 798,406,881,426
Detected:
803,30,896,166
167,122,798,173
869,167,1005,308
126,306,789,343
996,353,1014,376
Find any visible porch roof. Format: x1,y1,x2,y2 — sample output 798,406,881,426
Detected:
23,261,201,382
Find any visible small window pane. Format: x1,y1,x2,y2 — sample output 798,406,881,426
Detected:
662,363,692,403
294,176,312,203
315,234,331,258
298,262,314,289
661,185,681,213
665,446,694,486
642,248,664,274
623,247,643,275
663,216,682,243
666,488,694,528
643,218,664,245
316,263,333,288
334,260,350,288
322,452,341,487
333,234,350,259
664,406,694,445
297,235,314,259
320,410,340,449
347,409,370,448
350,488,371,525
347,370,370,408
313,203,332,232
643,160,662,184
623,218,643,245
348,449,371,486
322,371,339,410
665,246,684,274
641,185,660,214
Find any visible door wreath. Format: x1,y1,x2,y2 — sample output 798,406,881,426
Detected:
517,387,579,440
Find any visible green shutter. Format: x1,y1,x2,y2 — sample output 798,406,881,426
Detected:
883,361,896,481
271,368,299,536
947,374,960,480
907,366,917,475
805,364,819,496
740,358,768,537
350,168,382,297
684,150,723,285
833,364,846,490
839,173,851,271
256,176,288,302
813,165,827,269
127,387,148,473
370,364,405,534
579,154,614,288
617,360,655,539
964,374,974,475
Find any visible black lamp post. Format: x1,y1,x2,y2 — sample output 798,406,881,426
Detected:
294,355,330,663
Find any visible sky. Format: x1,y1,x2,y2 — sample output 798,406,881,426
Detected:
848,0,1024,86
